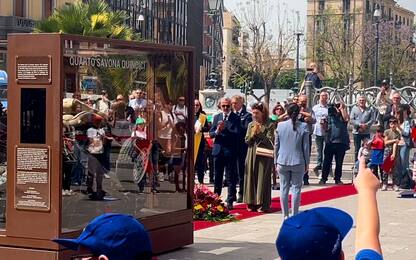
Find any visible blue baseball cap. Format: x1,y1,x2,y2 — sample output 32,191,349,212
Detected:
276,207,353,260
54,213,152,260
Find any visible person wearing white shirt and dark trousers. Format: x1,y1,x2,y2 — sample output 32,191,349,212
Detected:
312,91,329,175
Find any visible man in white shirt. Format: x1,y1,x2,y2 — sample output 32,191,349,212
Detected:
129,89,147,110
312,91,329,175
96,90,110,115
172,96,188,124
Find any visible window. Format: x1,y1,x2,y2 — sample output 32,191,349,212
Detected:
343,0,350,13
15,0,28,17
319,0,325,11
366,0,371,14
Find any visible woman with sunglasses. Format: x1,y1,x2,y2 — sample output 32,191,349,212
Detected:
271,103,287,123
275,103,310,218
194,99,209,184
244,102,275,212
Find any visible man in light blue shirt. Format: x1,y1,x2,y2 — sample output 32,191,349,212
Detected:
312,91,329,174
129,89,147,110
350,96,374,162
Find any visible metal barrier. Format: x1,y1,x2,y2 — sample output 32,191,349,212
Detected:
310,84,416,111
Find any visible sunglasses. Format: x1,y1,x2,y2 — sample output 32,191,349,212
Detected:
221,105,230,108
195,104,200,106
179,99,185,101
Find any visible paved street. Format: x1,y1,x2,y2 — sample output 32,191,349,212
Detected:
160,178,416,260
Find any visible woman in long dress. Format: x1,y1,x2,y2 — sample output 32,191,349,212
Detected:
243,102,275,212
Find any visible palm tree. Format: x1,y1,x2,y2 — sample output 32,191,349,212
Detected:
35,0,138,40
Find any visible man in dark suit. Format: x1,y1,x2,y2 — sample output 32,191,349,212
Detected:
209,97,240,209
231,95,252,203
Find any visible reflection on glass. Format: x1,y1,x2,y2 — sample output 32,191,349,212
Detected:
61,40,190,232
0,67,6,229
21,88,46,144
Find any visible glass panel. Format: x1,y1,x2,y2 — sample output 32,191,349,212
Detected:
61,39,190,232
21,88,46,144
0,62,6,229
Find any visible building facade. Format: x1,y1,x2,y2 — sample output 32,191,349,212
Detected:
222,10,239,90
201,0,224,90
0,0,79,70
0,0,60,70
105,0,207,92
306,0,414,83
105,0,188,45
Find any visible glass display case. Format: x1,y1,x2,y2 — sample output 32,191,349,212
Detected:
0,33,194,258
61,38,192,231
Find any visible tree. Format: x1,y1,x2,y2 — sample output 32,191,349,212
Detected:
313,10,373,86
275,69,306,90
377,22,416,87
35,0,137,40
230,0,297,107
312,9,415,87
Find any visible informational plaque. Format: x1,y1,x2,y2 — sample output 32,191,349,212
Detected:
15,146,50,211
16,56,52,84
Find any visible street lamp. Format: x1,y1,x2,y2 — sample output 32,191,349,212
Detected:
208,0,220,73
373,4,382,86
131,0,146,37
294,32,304,90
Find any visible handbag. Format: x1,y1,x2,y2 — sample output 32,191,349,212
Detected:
255,137,274,158
256,147,274,158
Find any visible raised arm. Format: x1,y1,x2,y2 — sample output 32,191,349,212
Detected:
274,126,280,166
354,157,382,256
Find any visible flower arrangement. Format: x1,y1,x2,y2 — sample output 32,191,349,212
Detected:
193,184,236,222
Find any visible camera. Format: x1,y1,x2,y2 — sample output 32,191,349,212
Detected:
328,103,340,116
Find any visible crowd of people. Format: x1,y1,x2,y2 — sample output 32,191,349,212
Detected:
62,88,192,200
196,86,416,217
62,74,416,215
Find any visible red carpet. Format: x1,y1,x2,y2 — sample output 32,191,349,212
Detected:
194,184,357,231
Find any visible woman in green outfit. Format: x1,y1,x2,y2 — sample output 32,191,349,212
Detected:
243,102,275,212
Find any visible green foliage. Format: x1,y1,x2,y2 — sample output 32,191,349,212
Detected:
275,69,306,89
35,0,138,40
155,55,188,102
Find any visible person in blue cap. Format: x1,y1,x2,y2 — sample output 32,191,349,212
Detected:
54,213,152,260
276,156,383,260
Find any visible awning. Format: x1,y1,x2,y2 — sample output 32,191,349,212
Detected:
0,70,7,88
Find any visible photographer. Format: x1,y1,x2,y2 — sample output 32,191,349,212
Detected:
299,62,324,93
319,102,350,185
351,96,374,162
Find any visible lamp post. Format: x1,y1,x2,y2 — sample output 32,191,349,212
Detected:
373,4,381,87
294,32,304,90
131,0,145,38
208,0,220,74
